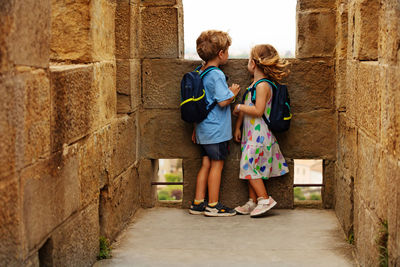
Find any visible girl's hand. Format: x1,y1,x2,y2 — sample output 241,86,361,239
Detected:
229,83,241,97
232,104,241,116
234,128,241,143
192,127,196,143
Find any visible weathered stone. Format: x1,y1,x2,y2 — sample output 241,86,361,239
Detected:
130,3,140,59
0,177,22,265
21,145,80,251
51,200,99,267
1,0,50,70
353,0,379,60
381,65,400,157
337,113,358,181
141,0,182,6
287,59,335,113
100,166,139,241
0,68,51,177
51,0,115,62
355,62,381,140
322,160,335,209
116,59,141,113
297,0,336,11
336,2,348,60
276,110,336,160
296,11,336,58
140,109,201,159
140,6,181,58
335,58,347,110
345,60,359,123
50,64,95,152
139,159,158,208
115,0,130,59
353,192,382,266
110,114,136,178
334,165,354,237
78,125,112,207
93,61,117,124
379,0,400,64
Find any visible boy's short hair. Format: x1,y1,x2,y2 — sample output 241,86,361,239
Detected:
196,30,232,62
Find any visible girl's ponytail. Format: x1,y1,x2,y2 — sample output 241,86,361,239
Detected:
251,45,290,82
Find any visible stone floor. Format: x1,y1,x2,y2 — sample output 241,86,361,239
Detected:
94,207,356,267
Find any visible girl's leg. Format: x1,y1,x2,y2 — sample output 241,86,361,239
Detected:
207,159,224,203
248,182,257,202
249,179,269,199
194,156,211,201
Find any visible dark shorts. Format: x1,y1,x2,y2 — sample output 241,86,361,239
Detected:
200,141,229,160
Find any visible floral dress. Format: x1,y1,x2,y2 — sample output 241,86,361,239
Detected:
239,85,289,180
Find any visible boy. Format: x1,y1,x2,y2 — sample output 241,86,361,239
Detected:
189,30,240,217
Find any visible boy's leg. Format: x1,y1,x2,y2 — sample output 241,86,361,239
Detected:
207,159,224,203
194,156,211,201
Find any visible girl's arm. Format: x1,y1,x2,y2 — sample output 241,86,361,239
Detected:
233,111,244,143
234,83,271,117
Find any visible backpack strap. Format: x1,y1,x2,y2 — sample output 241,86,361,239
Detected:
198,66,219,112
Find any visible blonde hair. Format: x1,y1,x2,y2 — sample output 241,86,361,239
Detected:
250,44,290,82
196,30,232,62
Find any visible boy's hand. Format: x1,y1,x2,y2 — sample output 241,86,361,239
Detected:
234,128,241,143
192,127,196,143
229,83,240,97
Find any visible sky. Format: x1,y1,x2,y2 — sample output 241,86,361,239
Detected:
183,0,297,59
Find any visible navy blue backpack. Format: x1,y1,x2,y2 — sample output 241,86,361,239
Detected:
242,78,292,132
180,66,218,123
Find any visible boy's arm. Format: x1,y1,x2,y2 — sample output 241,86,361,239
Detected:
218,83,240,107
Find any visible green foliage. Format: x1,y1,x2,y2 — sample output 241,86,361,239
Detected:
310,193,321,200
157,185,183,201
98,236,112,260
294,187,306,201
164,173,182,182
377,220,388,267
347,231,354,245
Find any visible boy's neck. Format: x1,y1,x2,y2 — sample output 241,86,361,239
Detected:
202,58,221,70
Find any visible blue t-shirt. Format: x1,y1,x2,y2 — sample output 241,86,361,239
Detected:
195,68,234,144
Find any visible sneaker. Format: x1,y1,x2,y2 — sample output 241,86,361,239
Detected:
235,199,256,215
250,197,277,218
204,202,236,217
189,201,207,215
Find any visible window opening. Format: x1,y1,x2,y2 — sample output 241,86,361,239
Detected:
183,0,296,59
293,159,323,202
152,159,183,202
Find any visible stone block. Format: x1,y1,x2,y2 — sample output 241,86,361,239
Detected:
335,58,347,110
51,0,115,62
379,0,400,64
0,177,22,265
116,59,141,113
355,62,380,140
336,2,348,60
296,10,336,58
287,59,335,113
110,114,137,178
130,3,140,59
140,6,181,58
141,0,182,6
353,0,379,60
139,109,201,159
1,0,50,71
297,0,336,11
21,145,80,251
51,200,99,267
322,160,335,209
183,158,293,209
78,125,113,207
50,64,96,152
100,166,139,241
115,1,130,59
337,113,358,182
345,60,359,123
334,165,354,237
0,68,51,177
93,61,117,123
275,110,336,160
380,65,400,158
139,159,158,208
353,193,382,266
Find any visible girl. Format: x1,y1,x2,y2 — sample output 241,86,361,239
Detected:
232,44,290,218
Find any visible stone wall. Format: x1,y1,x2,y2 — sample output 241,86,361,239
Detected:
334,0,400,265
